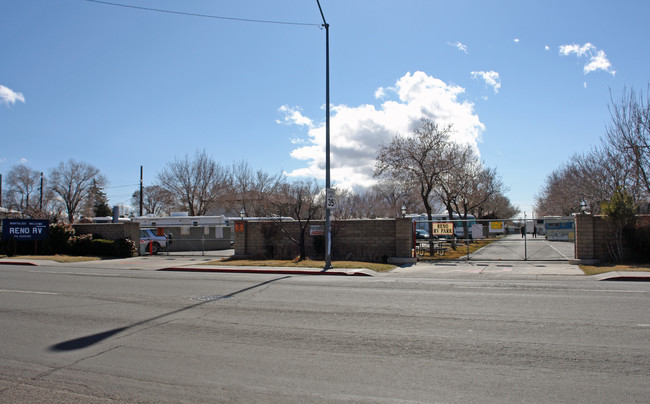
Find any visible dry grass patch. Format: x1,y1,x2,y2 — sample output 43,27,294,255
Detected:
1,255,100,263
417,238,499,261
580,264,650,276
203,257,395,272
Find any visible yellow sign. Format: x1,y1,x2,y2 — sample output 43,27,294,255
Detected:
431,222,454,235
489,221,504,233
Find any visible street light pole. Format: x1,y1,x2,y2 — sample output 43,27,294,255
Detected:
139,165,143,216
317,0,332,269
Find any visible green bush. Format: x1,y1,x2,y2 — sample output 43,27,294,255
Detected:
91,239,115,256
0,238,31,255
68,233,93,256
113,238,137,257
624,224,650,263
68,236,125,257
1,223,137,258
7,238,17,257
49,222,75,254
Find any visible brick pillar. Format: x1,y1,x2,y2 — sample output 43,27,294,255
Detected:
574,213,595,261
391,218,416,264
234,220,246,257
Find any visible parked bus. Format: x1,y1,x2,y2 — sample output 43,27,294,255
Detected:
542,216,575,241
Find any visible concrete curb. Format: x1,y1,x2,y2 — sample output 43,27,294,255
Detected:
159,266,374,276
592,271,650,282
0,261,38,266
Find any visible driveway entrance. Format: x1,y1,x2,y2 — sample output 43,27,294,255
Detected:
467,234,575,261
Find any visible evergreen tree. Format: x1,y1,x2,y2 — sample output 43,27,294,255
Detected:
89,182,112,217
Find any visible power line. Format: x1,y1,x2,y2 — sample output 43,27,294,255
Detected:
105,183,139,189
85,0,320,27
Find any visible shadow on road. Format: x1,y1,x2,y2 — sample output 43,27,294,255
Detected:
48,275,292,352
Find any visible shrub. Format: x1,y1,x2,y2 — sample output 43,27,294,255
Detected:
113,238,137,257
624,223,650,263
68,233,93,256
90,239,115,256
6,238,17,257
49,222,75,254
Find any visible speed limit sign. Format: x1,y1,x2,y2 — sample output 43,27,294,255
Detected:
326,188,336,210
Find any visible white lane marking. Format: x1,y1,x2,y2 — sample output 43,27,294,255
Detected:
29,271,121,277
0,289,58,295
547,243,571,259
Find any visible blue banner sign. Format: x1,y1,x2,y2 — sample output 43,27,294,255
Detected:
2,219,50,241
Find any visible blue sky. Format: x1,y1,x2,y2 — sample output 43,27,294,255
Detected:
1,0,648,216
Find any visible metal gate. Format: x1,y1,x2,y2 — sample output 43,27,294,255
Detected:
141,224,233,257
414,217,575,261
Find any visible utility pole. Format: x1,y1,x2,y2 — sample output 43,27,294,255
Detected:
39,172,43,214
317,0,332,269
140,165,143,216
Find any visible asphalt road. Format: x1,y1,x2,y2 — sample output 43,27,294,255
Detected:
1,262,649,403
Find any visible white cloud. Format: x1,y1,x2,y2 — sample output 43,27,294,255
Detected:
281,71,485,190
584,50,615,75
276,105,313,127
471,71,501,93
559,43,595,57
559,43,615,75
545,45,550,51
0,85,25,105
449,41,468,54
374,86,386,99
19,157,28,164
513,38,520,43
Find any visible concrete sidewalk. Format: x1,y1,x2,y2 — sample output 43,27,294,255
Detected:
388,260,585,278
2,255,649,280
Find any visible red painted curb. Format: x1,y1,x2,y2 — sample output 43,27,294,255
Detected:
158,267,371,276
0,261,38,266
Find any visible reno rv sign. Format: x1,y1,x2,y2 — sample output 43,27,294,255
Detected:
2,219,49,241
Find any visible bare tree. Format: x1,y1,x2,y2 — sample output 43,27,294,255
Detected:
476,192,520,219
535,86,650,216
449,163,506,237
534,146,631,216
435,143,475,218
131,185,175,215
375,119,458,246
273,180,323,260
372,179,423,218
49,159,106,222
5,164,41,217
157,150,231,216
228,160,285,217
605,86,650,197
329,187,357,220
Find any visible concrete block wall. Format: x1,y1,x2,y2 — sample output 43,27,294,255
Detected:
73,222,140,242
161,226,232,252
574,214,610,261
73,223,232,252
234,218,415,262
575,214,650,262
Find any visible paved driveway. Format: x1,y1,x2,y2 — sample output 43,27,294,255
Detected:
468,234,575,261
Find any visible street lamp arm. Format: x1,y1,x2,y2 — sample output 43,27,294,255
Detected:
316,0,328,25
